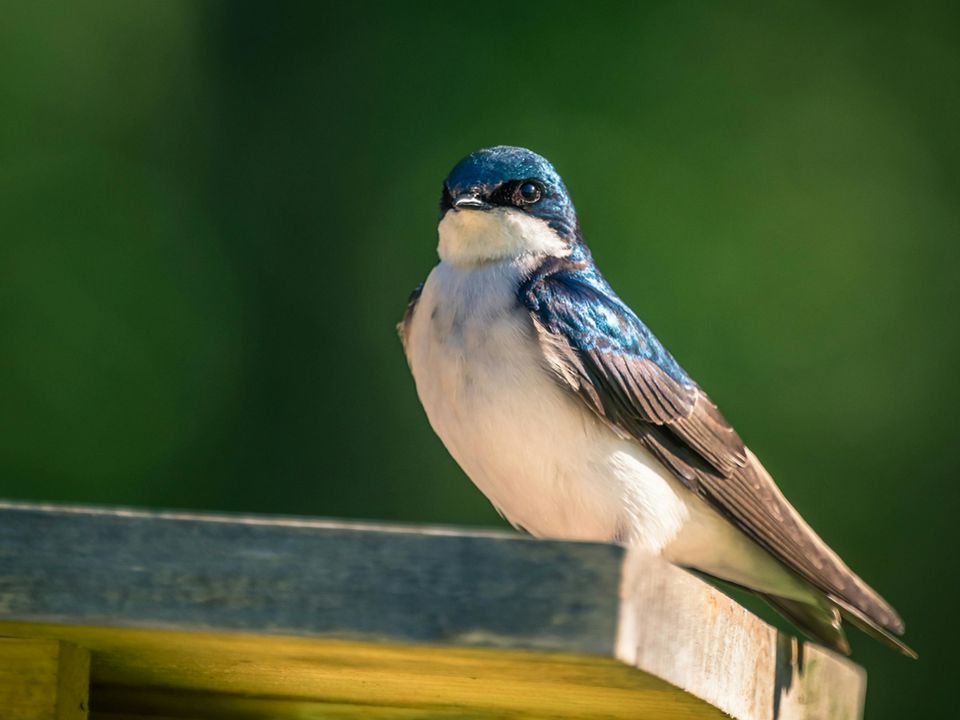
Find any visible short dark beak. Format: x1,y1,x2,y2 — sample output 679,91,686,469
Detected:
453,191,488,210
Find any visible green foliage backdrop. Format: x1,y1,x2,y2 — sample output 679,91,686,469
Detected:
2,2,957,715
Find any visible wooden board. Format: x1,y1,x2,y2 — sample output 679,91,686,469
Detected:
0,501,865,719
0,638,89,720
0,622,721,719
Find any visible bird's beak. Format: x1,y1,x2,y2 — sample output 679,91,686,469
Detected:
452,191,489,210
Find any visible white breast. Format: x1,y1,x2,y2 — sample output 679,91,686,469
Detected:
404,257,693,551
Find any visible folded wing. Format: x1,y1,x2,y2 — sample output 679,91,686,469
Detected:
520,256,907,645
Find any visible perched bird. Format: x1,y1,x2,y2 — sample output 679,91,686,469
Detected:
399,145,913,657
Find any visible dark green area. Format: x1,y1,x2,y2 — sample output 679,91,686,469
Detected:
1,2,956,716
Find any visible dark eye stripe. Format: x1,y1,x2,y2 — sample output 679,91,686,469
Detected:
487,181,519,207
485,179,545,208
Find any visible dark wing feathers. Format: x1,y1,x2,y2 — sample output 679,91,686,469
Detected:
520,258,907,643
522,258,746,478
397,281,423,351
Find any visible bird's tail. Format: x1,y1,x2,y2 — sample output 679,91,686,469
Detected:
760,593,850,655
761,592,918,658
831,595,918,658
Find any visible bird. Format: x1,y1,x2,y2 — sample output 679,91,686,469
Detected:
399,145,913,657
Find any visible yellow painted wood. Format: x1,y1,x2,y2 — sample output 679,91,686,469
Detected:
0,638,90,720
0,621,724,719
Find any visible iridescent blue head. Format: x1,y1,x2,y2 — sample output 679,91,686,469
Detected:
437,146,581,267
441,146,577,237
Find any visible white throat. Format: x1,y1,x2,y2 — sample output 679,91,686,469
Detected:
437,208,570,267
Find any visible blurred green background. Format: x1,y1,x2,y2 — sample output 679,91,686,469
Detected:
2,1,957,716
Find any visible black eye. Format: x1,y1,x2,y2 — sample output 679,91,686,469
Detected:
516,180,543,205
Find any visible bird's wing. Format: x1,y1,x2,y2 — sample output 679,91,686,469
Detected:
520,257,906,637
397,281,424,352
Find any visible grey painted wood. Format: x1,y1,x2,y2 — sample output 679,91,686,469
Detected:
0,502,622,655
0,501,866,720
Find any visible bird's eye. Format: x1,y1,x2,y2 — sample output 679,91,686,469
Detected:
515,180,543,205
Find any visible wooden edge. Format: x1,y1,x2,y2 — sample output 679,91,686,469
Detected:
779,640,866,720
0,637,90,720
0,621,725,720
57,642,92,720
616,548,866,720
0,499,518,540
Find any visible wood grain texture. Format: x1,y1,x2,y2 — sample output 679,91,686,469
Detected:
0,638,90,720
0,501,865,720
0,501,620,655
0,623,723,719
617,548,866,720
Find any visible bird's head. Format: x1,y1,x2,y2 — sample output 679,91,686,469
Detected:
438,146,580,267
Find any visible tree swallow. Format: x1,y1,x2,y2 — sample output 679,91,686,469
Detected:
399,145,913,657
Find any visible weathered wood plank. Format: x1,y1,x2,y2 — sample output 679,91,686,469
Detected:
0,622,722,720
0,501,866,720
617,550,866,720
0,638,90,720
0,502,620,655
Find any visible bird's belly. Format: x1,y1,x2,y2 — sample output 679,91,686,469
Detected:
406,268,691,550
